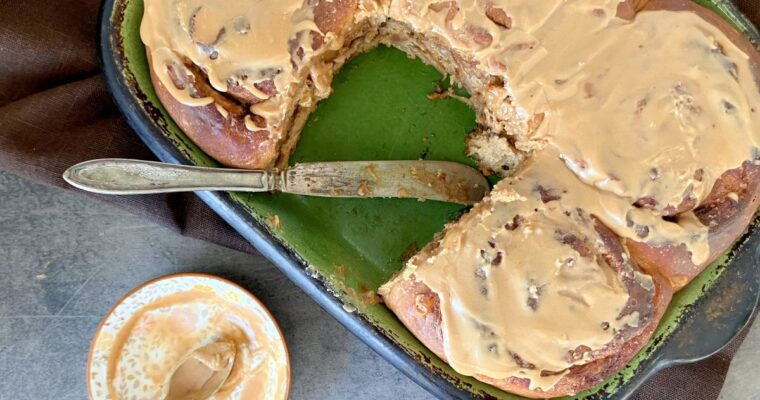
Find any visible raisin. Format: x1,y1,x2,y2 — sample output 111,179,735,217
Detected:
491,252,503,266
504,215,522,231
485,4,512,29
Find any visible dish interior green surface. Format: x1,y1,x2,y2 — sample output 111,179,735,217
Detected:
116,1,757,398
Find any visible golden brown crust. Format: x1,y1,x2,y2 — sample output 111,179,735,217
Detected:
145,0,360,169
621,0,760,290
627,162,760,290
382,264,672,399
148,50,278,169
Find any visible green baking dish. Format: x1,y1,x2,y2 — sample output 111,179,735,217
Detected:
98,1,760,398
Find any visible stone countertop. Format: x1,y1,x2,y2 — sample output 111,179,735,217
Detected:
0,170,757,399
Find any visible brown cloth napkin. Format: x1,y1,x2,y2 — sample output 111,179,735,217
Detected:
0,1,756,398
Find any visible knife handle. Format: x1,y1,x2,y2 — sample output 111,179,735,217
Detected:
63,158,277,195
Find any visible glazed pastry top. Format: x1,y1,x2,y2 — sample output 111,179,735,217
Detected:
408,149,656,390
142,0,326,118
387,0,760,389
141,0,760,390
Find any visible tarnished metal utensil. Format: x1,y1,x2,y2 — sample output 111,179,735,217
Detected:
63,159,488,205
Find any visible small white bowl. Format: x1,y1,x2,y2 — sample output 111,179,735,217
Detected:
87,273,290,400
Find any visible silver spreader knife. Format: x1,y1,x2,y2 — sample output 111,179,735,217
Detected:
63,159,489,205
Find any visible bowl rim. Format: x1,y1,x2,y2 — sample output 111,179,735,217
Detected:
96,1,760,399
85,272,292,400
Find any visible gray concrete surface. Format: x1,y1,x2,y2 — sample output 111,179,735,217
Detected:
0,169,757,399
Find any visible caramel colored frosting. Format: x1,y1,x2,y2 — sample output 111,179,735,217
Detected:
107,289,289,400
385,0,760,390
406,148,654,389
393,0,760,218
141,0,325,118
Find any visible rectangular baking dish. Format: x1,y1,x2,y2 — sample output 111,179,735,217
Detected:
98,1,760,398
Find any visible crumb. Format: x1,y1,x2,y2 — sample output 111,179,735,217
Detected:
427,84,470,104
267,214,281,230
